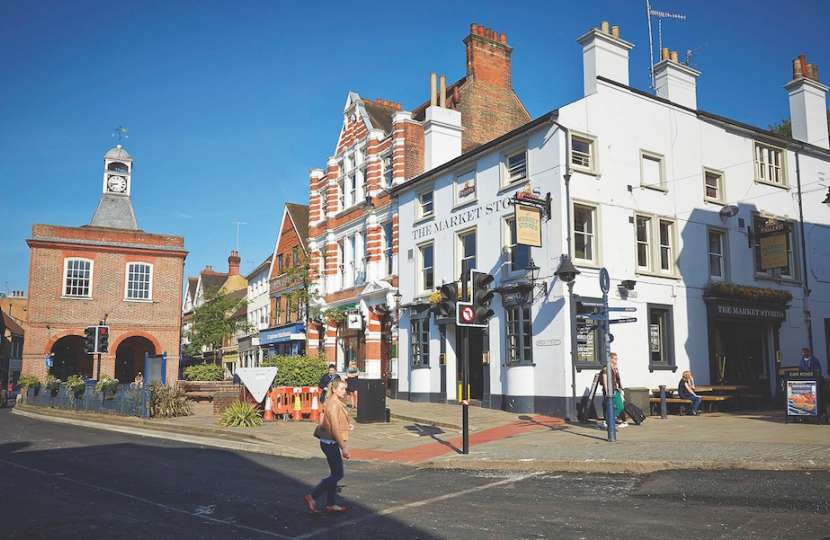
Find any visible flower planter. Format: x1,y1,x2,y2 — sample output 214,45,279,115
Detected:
103,381,118,393
68,384,86,398
45,382,61,391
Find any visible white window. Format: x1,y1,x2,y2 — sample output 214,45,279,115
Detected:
708,229,726,281
703,168,725,204
504,217,530,275
64,258,92,297
348,174,357,207
383,154,393,187
571,133,598,174
458,229,477,277
418,242,435,294
337,179,345,210
417,190,434,219
382,222,394,276
635,214,677,276
754,142,787,187
126,262,152,300
573,203,597,265
640,150,666,191
505,306,532,364
503,149,527,185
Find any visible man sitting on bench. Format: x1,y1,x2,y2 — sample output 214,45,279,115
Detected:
678,370,702,416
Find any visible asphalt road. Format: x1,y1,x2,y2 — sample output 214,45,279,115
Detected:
2,406,829,540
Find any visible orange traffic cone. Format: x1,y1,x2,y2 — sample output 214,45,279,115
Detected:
310,393,320,421
293,393,302,421
263,396,274,421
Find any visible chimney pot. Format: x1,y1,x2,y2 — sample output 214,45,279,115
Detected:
601,21,609,34
499,34,506,44
439,75,447,108
670,51,678,63
477,25,484,36
485,28,492,39
396,103,402,110
800,54,808,77
470,22,477,34
493,31,499,42
661,48,670,61
793,58,803,80
383,99,389,106
430,73,437,107
807,63,816,81
611,25,619,38
376,98,382,103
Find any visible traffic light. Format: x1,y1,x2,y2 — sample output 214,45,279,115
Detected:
471,270,495,325
438,282,459,318
98,326,110,353
84,326,97,354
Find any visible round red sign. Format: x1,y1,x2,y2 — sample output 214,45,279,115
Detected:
460,305,474,323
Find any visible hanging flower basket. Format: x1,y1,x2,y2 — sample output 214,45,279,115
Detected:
703,282,793,305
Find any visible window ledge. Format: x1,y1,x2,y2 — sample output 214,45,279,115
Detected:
753,275,802,286
703,198,726,206
124,298,153,303
571,166,600,178
635,270,681,281
504,362,536,367
753,179,790,190
452,199,478,212
414,215,435,226
498,178,529,194
574,260,602,270
649,365,678,372
641,185,668,194
60,295,92,301
411,364,430,370
576,363,604,372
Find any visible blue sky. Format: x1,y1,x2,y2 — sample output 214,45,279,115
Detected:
2,0,828,295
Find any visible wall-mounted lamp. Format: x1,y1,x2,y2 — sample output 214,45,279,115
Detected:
553,255,580,284
621,280,636,291
393,289,403,325
525,259,547,295
362,194,375,214
823,187,830,207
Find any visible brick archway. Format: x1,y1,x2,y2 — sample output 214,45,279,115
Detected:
44,330,83,354
111,330,161,354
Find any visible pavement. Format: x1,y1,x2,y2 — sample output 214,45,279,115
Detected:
12,397,830,473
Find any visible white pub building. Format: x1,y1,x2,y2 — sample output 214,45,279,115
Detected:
394,22,830,419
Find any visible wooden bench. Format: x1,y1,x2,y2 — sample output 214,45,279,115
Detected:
700,395,733,412
737,393,764,409
649,397,692,416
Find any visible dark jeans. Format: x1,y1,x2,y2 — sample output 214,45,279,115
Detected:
686,395,702,413
310,441,344,506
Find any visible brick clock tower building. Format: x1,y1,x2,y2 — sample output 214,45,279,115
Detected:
23,145,187,384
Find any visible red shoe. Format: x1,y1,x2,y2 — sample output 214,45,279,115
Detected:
304,494,318,514
326,505,347,513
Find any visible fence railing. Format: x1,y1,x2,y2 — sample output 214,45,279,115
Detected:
24,381,151,418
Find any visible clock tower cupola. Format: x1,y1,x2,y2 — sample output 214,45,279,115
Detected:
103,144,132,196
90,144,139,230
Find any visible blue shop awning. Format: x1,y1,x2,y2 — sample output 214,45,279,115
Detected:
259,323,306,345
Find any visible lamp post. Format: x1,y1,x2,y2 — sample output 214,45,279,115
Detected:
393,289,402,327
554,255,580,421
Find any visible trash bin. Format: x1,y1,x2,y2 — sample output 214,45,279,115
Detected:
624,387,649,413
356,379,387,423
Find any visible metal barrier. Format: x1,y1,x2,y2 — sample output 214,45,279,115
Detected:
24,383,151,418
266,386,320,421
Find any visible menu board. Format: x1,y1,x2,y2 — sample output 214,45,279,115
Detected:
787,380,818,416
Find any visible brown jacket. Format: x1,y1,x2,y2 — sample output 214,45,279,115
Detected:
316,396,350,449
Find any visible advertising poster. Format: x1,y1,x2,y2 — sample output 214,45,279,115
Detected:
760,233,788,270
787,380,818,416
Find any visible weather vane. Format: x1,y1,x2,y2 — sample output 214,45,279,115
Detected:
112,126,129,142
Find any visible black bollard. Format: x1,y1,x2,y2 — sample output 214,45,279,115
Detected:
659,384,668,419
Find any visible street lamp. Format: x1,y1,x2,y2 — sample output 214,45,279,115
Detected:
524,259,547,295
823,186,830,208
362,194,375,214
554,255,580,283
393,290,403,325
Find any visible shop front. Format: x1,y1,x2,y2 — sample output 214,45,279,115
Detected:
260,323,306,357
704,297,788,397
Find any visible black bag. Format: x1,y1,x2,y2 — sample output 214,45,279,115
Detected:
624,402,646,425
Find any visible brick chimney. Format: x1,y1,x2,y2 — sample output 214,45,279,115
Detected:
464,23,513,88
653,48,700,109
228,250,240,276
577,21,634,96
785,55,829,149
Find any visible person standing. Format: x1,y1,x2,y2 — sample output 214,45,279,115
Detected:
345,360,360,409
798,348,822,376
598,352,627,428
317,364,340,404
678,370,702,416
304,379,352,514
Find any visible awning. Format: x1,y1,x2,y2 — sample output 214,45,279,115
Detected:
260,323,306,345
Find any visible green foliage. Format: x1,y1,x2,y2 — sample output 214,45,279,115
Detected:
95,374,119,394
704,281,793,304
18,375,40,389
66,374,85,395
183,364,225,381
768,111,830,139
150,381,193,418
219,400,263,428
261,354,328,387
184,286,255,357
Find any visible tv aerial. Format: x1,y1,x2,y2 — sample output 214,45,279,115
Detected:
645,0,686,92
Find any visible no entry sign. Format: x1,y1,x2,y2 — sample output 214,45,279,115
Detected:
460,305,474,323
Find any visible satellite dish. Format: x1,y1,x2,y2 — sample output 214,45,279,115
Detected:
719,205,739,219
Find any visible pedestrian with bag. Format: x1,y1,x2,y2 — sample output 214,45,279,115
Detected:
598,352,628,428
304,379,353,514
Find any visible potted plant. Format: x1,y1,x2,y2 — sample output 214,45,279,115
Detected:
45,375,61,391
18,375,41,397
96,374,119,399
66,374,86,398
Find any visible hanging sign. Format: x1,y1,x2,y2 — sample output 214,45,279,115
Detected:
760,233,789,270
515,204,542,247
347,313,362,330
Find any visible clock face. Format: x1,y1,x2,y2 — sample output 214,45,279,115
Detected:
107,175,127,193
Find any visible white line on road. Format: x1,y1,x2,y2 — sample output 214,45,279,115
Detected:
0,458,293,539
292,471,545,540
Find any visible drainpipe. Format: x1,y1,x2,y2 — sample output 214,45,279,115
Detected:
551,119,578,419
795,145,813,352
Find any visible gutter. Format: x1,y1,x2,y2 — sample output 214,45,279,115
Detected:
794,145,814,352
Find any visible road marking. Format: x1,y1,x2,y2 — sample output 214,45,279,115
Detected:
0,458,292,539
292,471,544,540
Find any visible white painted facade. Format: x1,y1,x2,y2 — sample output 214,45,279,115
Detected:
395,25,830,419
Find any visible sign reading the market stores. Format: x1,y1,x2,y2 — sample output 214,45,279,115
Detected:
760,233,788,270
515,204,541,247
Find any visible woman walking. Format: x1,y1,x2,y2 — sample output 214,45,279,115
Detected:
304,379,352,514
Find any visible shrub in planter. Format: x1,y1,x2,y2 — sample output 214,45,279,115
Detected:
219,401,263,428
45,375,61,391
183,364,224,382
95,374,119,399
66,375,86,397
150,381,193,418
261,354,328,388
18,375,41,395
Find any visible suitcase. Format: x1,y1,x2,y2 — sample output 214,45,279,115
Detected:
624,402,646,425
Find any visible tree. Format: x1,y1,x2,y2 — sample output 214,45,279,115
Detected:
184,286,255,360
769,111,830,138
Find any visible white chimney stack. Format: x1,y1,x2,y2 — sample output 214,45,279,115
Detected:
577,21,634,96
785,55,829,150
653,48,701,109
424,74,464,170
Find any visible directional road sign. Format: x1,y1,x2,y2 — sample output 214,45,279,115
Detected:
607,307,637,312
609,317,637,324
576,313,607,320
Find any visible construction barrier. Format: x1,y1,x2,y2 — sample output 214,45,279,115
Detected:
267,386,321,421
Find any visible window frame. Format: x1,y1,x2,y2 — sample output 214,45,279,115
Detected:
647,304,676,372
416,189,434,221
570,132,599,175
382,221,394,277
457,228,477,278
753,142,788,188
410,309,430,368
634,213,678,277
383,154,393,187
575,297,605,370
703,167,726,204
417,241,435,295
501,147,528,187
640,149,667,192
505,304,533,365
63,258,93,298
125,262,153,301
572,202,599,266
707,228,728,282
503,216,530,278
454,168,478,208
